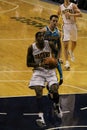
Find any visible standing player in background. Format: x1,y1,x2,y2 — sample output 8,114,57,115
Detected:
57,0,82,70
40,14,63,85
27,32,62,128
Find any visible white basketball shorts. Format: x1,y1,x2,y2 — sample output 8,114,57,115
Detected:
29,68,58,88
62,23,77,42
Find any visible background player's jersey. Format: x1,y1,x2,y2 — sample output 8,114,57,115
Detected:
60,3,75,24
44,26,60,58
32,40,52,64
44,26,60,45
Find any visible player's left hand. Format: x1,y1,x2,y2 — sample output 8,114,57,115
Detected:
65,12,71,19
59,79,63,85
59,58,63,64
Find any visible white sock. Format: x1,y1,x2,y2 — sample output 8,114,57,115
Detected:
66,61,69,64
38,112,45,123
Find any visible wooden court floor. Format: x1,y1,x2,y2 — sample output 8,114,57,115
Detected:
0,0,87,97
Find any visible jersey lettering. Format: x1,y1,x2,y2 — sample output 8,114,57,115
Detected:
34,52,50,59
62,9,73,14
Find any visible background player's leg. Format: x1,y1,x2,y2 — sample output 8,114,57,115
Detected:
69,41,76,62
63,41,70,70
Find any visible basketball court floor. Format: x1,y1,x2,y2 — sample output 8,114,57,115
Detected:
0,0,87,129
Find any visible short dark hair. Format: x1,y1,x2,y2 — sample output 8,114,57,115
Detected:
35,32,43,39
50,15,58,20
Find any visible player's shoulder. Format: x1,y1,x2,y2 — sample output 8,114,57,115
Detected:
70,2,77,7
42,26,49,32
60,3,64,8
60,3,63,6
28,42,35,50
71,2,79,10
40,26,47,32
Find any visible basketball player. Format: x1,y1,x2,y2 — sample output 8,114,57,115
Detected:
27,32,62,127
57,0,82,69
40,14,63,85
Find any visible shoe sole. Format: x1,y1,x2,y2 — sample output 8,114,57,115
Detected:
65,66,70,71
54,110,63,118
53,104,63,119
36,120,46,128
64,66,70,71
71,57,75,62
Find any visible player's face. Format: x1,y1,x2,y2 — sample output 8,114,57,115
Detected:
50,17,58,28
36,33,44,43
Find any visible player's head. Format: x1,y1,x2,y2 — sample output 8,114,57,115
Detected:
49,15,58,28
35,32,44,44
50,15,58,21
35,32,44,39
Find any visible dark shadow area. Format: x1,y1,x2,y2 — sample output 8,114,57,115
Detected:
40,0,87,12
0,94,87,130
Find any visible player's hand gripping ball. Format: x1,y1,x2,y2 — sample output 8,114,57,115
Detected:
42,57,57,69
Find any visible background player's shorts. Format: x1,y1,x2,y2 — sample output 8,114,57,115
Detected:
29,68,58,88
62,23,77,42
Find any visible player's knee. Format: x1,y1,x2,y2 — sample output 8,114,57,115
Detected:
48,84,59,103
35,86,43,98
50,84,58,93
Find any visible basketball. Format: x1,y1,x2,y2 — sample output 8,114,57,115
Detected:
43,57,57,69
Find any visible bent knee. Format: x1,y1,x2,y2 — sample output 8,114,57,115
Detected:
50,84,58,93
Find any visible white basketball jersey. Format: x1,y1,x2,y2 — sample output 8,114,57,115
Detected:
32,40,52,64
60,3,75,24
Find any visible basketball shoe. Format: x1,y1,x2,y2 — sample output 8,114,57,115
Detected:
36,113,46,128
53,103,63,118
64,61,70,70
